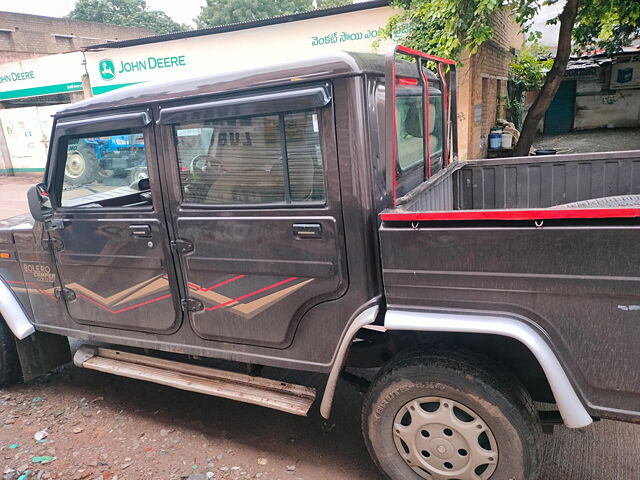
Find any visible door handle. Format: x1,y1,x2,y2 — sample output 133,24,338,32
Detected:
292,223,322,239
129,224,152,238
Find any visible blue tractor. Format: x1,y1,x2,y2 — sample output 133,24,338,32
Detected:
64,134,147,186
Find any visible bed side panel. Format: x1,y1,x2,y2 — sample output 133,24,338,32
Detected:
379,219,640,422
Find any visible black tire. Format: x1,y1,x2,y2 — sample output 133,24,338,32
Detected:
0,318,20,387
64,143,99,186
362,348,543,480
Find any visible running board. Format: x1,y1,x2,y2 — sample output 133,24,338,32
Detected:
73,346,316,416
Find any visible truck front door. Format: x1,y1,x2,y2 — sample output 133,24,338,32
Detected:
159,85,349,348
46,111,182,334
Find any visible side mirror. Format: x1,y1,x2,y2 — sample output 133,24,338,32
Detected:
27,183,53,223
137,177,150,190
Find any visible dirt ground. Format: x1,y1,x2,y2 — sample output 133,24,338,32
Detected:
534,127,640,154
1,355,380,480
1,350,640,480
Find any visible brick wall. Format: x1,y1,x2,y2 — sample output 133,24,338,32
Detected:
0,12,153,62
457,10,523,160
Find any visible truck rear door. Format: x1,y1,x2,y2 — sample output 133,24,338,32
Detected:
158,84,348,348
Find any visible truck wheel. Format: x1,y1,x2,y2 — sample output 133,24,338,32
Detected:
64,144,99,186
0,319,20,387
362,349,543,480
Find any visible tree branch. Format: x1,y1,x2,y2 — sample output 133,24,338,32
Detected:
512,0,580,157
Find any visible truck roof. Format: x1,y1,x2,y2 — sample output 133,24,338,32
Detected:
57,51,437,117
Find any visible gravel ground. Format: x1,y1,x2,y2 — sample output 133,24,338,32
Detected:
2,355,640,480
0,359,378,480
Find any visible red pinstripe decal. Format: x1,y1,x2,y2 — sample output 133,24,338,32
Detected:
7,280,58,301
206,277,298,311
189,274,245,292
8,275,303,315
9,279,173,312
380,208,640,222
77,292,172,314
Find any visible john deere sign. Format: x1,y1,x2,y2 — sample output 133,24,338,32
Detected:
116,55,187,73
99,59,116,81
0,70,36,84
0,52,84,101
85,5,395,96
99,56,185,80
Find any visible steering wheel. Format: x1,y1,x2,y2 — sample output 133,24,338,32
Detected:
189,154,216,176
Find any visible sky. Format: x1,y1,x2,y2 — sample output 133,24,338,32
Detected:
531,2,564,48
3,0,561,44
1,0,206,27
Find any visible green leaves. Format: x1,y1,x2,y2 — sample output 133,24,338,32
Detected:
382,0,638,61
573,0,640,53
382,0,538,61
506,47,552,128
510,50,552,91
68,0,188,34
195,0,316,28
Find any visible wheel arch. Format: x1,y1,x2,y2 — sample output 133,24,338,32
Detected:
383,309,592,429
0,277,35,340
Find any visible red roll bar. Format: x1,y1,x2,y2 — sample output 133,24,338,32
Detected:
385,45,457,207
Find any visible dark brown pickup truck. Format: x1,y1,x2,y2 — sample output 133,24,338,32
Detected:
1,46,639,480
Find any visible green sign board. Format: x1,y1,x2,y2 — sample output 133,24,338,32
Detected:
0,82,83,101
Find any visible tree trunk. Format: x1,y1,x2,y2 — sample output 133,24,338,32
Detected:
512,0,580,157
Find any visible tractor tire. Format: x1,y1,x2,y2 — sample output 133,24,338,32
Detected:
0,318,21,387
64,143,99,187
362,348,544,480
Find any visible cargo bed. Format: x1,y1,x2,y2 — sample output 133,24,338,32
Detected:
382,150,640,221
378,149,640,421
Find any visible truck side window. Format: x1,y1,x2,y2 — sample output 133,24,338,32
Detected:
429,96,444,157
174,108,325,206
60,129,150,208
394,77,446,195
285,110,325,202
395,86,425,174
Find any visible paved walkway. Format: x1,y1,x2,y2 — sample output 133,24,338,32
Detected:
534,127,640,154
0,174,40,220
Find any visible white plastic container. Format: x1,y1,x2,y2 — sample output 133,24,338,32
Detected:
501,132,513,149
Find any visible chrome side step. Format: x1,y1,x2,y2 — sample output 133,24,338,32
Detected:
73,346,316,416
